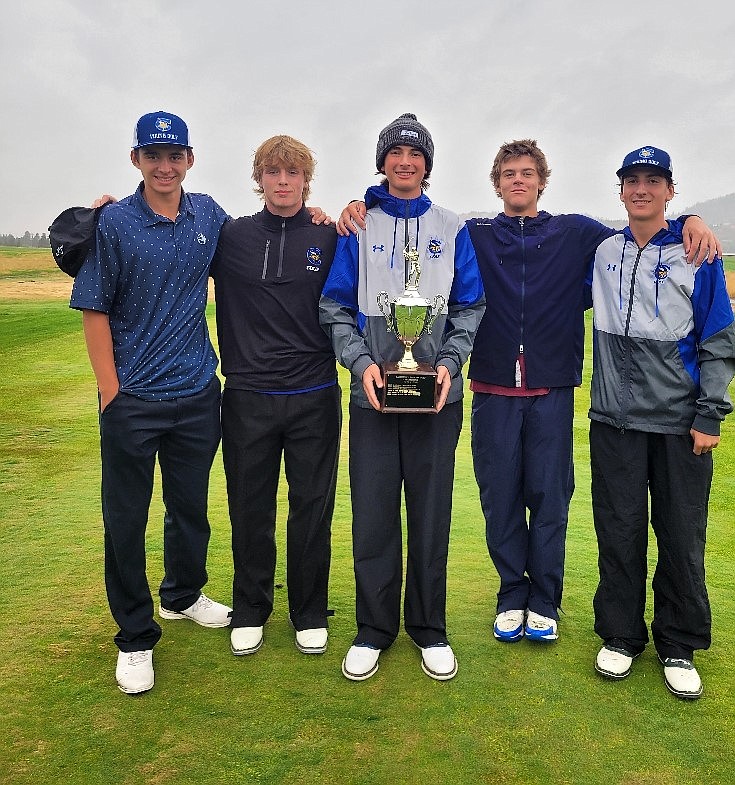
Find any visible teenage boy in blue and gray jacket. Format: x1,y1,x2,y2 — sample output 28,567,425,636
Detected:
590,146,735,699
320,113,485,683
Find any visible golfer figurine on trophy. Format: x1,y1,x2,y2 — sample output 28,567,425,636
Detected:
377,243,445,413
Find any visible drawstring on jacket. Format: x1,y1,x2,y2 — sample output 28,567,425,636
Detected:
618,238,628,311
365,184,430,281
618,237,663,318
387,198,420,283
389,215,399,270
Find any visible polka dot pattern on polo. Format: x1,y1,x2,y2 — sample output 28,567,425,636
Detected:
70,185,229,400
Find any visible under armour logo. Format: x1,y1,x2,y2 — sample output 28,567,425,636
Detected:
372,244,385,252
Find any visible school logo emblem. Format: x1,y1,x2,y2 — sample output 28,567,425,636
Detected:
426,237,444,259
306,247,322,272
155,117,172,132
654,262,670,282
638,147,656,159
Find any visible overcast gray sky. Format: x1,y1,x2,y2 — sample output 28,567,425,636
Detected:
3,0,734,235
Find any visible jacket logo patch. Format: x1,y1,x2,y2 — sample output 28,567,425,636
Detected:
426,237,443,259
654,262,670,282
196,233,207,245
306,247,322,271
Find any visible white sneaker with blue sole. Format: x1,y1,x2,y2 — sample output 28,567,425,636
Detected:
493,609,525,642
524,610,558,641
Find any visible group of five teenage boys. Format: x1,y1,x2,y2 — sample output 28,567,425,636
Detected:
65,109,734,700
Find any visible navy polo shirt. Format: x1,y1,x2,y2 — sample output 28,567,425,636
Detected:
70,184,229,400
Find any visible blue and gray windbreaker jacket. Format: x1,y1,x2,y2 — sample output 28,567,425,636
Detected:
589,221,735,435
319,184,486,408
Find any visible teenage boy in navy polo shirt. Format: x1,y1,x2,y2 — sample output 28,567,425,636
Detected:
70,111,232,695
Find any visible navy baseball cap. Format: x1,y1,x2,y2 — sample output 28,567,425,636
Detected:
132,111,191,149
49,205,104,277
616,146,673,178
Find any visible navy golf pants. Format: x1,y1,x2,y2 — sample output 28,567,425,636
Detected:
348,401,463,650
99,377,221,652
471,388,575,620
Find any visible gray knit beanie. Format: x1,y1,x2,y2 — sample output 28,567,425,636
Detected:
375,113,434,173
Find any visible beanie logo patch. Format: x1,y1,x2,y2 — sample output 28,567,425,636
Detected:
400,130,420,139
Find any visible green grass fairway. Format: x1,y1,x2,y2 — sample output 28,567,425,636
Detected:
1,250,734,784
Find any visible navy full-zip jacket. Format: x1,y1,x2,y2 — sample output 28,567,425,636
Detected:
467,211,614,389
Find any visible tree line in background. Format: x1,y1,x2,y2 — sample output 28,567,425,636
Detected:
1,232,50,248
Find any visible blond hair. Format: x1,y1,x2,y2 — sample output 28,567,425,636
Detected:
252,135,315,202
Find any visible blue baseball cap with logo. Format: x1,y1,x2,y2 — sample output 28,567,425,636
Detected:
616,146,673,178
132,111,191,149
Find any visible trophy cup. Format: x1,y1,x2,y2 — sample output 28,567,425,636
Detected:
377,247,446,413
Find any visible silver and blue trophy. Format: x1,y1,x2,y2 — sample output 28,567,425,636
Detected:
377,246,445,413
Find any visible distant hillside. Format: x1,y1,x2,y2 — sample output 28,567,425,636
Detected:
680,192,735,226
461,193,735,251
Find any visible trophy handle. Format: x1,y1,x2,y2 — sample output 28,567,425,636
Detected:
423,294,446,335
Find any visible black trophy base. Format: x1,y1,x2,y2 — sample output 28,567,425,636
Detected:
380,362,438,414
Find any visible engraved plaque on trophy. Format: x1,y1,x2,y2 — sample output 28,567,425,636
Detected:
376,247,446,414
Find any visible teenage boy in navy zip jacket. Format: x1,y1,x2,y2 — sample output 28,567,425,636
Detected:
337,138,720,646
